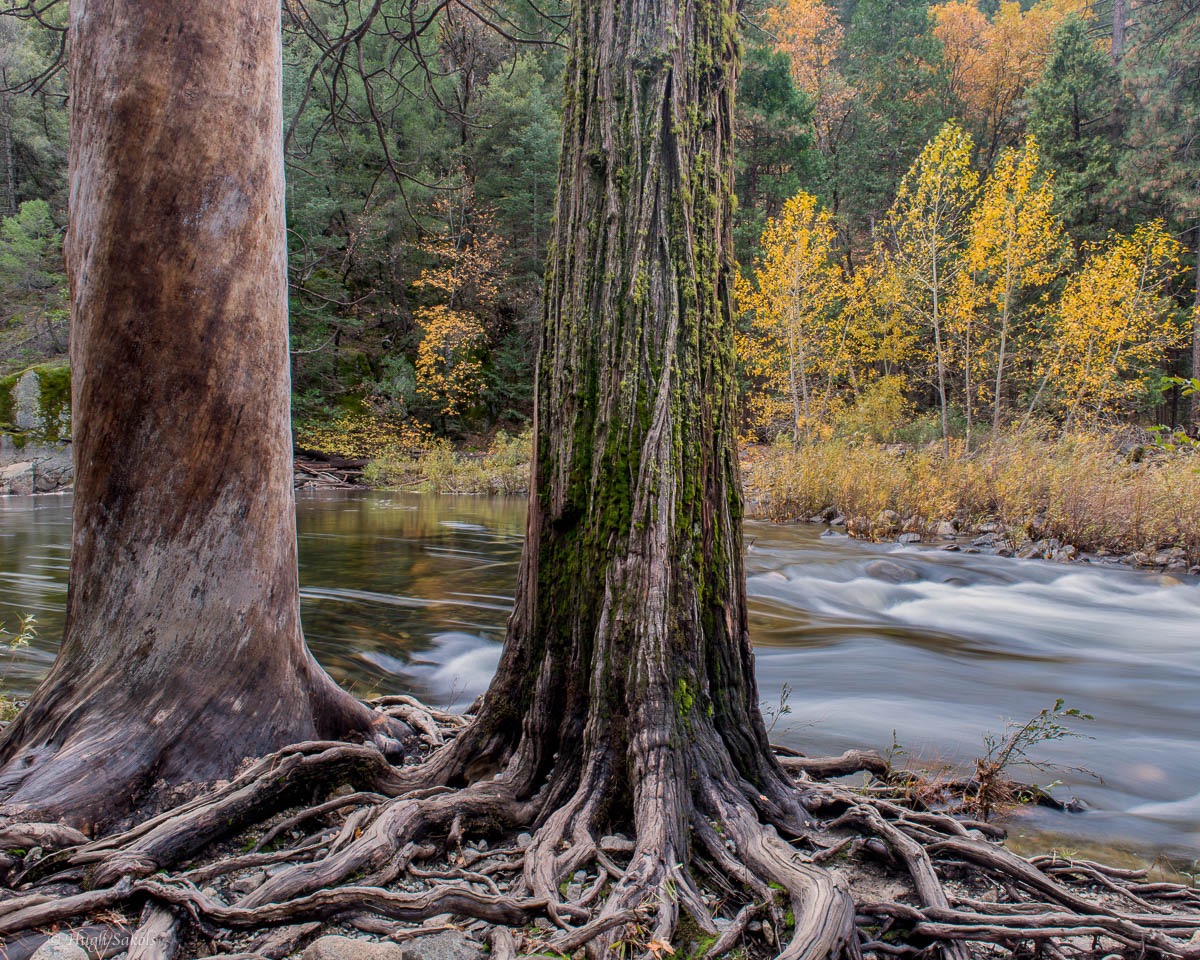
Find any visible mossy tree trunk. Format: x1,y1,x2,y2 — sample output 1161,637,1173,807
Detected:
419,0,858,950
0,0,400,833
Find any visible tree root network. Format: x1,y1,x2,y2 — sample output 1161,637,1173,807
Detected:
1,696,1198,960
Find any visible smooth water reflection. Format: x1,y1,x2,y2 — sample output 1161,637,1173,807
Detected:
0,490,1197,861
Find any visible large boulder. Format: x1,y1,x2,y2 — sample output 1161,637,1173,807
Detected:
1,365,71,443
0,461,35,496
0,364,73,494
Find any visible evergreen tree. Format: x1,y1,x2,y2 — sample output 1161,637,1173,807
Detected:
0,15,68,219
734,44,819,266
839,0,951,236
470,55,562,288
1027,15,1121,245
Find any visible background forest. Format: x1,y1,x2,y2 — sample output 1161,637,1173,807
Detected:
1,0,1197,464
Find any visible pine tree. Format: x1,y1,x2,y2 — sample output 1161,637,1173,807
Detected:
839,0,951,235
734,44,819,265
1027,15,1121,245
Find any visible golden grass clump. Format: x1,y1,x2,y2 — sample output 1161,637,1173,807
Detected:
742,428,1200,563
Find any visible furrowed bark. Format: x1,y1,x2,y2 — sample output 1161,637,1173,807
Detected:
411,0,856,950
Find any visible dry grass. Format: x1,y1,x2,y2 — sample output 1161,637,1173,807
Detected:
741,427,1200,563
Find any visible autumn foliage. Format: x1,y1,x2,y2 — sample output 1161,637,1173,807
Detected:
737,123,1189,445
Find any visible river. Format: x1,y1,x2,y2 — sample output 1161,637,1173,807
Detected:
1,490,1197,869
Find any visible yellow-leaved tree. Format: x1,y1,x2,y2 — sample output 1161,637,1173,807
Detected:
882,121,979,454
739,191,846,441
961,136,1065,441
1035,222,1186,425
414,304,487,420
411,190,504,424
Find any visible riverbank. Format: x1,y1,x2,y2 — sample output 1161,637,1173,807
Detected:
350,427,1200,573
741,431,1200,572
11,421,1199,574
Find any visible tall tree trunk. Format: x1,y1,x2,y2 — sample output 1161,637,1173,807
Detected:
931,250,951,457
0,72,15,217
964,314,973,452
992,290,1011,440
1111,0,1127,64
1192,222,1200,433
0,0,401,832
416,0,857,950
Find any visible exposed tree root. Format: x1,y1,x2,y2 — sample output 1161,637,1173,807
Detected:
1,703,1198,960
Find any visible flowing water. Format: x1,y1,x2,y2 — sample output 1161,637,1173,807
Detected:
1,490,1198,868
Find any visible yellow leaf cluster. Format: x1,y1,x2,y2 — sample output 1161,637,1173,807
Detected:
412,198,505,307
952,136,1064,431
295,413,435,460
737,121,1186,441
1047,222,1187,422
738,192,849,440
414,304,487,419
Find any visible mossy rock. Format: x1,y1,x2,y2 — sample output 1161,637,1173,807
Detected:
0,363,71,448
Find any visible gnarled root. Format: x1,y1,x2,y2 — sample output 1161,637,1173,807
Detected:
1,715,1198,960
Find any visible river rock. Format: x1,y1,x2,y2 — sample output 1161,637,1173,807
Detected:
229,869,267,895
303,935,405,960
933,520,957,538
600,833,634,853
1016,540,1045,559
0,461,35,496
1153,547,1186,566
873,509,900,533
864,559,919,584
897,532,921,545
30,934,89,960
399,931,485,960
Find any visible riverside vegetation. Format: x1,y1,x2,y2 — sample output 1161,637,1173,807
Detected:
306,417,1200,570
